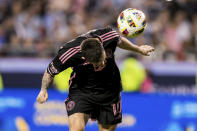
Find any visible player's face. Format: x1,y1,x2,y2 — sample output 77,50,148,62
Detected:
91,50,106,67
93,38,106,67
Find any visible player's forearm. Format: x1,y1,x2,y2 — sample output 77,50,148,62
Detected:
41,70,53,91
118,37,141,53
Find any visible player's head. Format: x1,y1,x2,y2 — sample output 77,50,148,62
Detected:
81,38,106,66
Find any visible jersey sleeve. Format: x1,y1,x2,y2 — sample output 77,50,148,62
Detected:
47,47,81,77
97,27,122,47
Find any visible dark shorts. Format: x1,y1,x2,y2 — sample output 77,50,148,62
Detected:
65,94,122,125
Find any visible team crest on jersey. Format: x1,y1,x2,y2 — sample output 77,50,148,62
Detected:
66,101,75,111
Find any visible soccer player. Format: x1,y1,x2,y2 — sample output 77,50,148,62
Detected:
36,27,154,131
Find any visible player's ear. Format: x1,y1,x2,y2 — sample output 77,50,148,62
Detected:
81,56,85,60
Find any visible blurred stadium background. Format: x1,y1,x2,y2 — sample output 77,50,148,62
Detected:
0,0,197,131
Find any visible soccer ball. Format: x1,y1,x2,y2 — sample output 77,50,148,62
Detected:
117,8,147,38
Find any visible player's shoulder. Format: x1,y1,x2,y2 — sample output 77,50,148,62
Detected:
96,26,116,34
58,36,86,52
57,43,81,58
89,26,118,38
56,44,82,65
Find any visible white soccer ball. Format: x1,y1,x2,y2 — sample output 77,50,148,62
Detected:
117,8,147,38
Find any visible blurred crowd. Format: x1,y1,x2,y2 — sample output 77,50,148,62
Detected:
0,0,196,61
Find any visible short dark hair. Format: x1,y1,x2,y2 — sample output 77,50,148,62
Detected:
81,38,104,63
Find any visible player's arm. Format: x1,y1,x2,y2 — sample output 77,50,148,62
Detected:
37,59,63,104
118,36,154,56
41,71,53,90
37,53,64,104
36,70,53,104
36,47,79,104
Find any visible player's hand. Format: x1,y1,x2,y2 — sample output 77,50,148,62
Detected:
139,45,154,56
36,89,48,104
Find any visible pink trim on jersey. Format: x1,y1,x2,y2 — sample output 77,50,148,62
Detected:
59,46,80,64
69,72,76,88
73,46,81,49
60,49,76,63
59,48,72,59
97,35,103,43
112,103,117,116
62,49,79,64
99,30,119,43
101,33,119,40
102,35,119,42
59,46,80,60
59,48,72,60
100,30,116,38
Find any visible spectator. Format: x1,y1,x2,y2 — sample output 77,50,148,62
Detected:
0,0,196,63
120,54,147,92
162,11,191,60
6,34,23,56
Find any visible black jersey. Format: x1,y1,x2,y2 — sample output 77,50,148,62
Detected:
47,27,122,104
